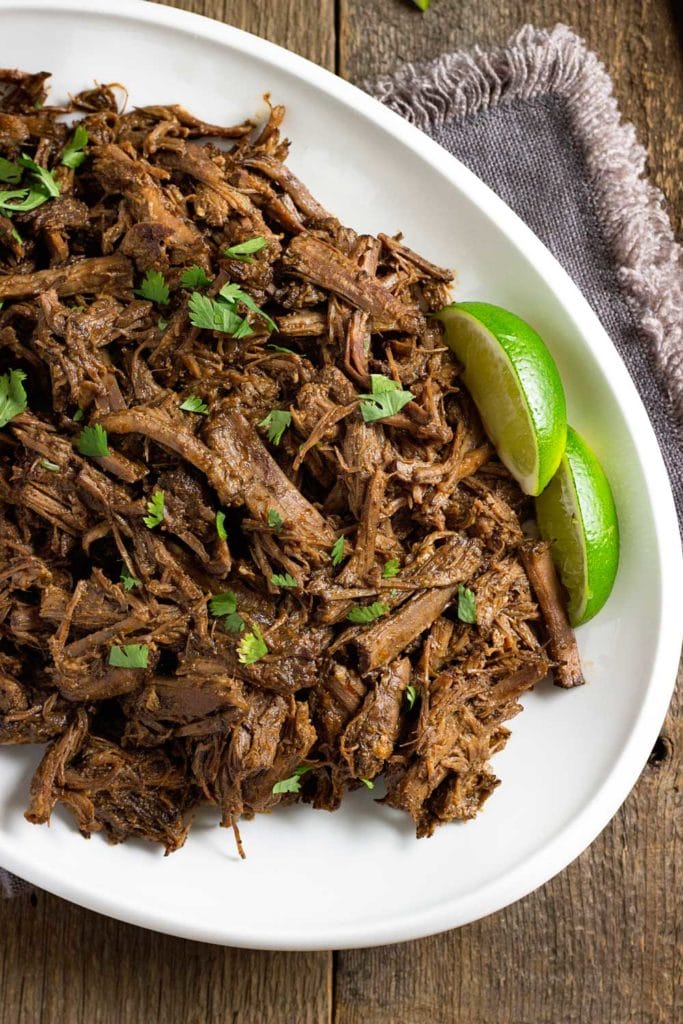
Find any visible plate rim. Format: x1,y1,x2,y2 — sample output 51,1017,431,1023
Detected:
0,0,681,950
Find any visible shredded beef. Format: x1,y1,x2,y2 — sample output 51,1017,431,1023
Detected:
0,71,582,854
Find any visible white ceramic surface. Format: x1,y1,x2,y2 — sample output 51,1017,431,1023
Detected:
0,0,680,951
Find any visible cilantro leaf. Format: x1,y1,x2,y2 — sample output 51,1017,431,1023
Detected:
18,154,60,198
271,573,298,589
187,291,251,336
330,536,346,567
346,601,389,624
224,612,245,634
135,269,169,305
237,624,268,665
76,423,110,457
359,777,375,790
61,124,89,169
218,282,277,333
120,567,141,591
358,374,414,423
209,591,237,617
267,343,295,355
109,643,149,669
143,490,165,529
224,236,267,262
0,368,27,428
272,764,313,795
179,394,209,415
180,265,212,289
0,187,51,213
267,508,283,532
405,684,420,710
215,510,227,540
73,408,84,422
258,409,291,445
157,318,168,331
457,584,477,624
39,458,60,472
0,157,22,184
382,558,400,578
412,0,430,9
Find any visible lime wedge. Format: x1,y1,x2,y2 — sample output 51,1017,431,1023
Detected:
436,302,567,495
535,426,619,626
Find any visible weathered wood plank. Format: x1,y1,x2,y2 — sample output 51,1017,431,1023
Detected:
339,0,683,230
0,890,331,1024
153,0,336,70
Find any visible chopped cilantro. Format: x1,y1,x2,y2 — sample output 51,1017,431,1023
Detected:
457,584,477,624
180,265,212,289
179,394,209,415
237,624,268,665
18,154,60,198
272,764,312,795
61,124,89,169
358,374,414,423
0,368,27,428
267,508,283,532
109,643,149,669
135,269,169,304
215,510,227,541
76,423,109,457
218,283,277,333
258,409,291,445
120,567,141,591
267,343,295,355
143,490,165,529
405,684,420,710
224,612,245,634
330,536,346,567
72,407,84,422
209,591,238,617
39,458,60,472
224,236,267,262
382,558,400,578
271,573,298,589
187,291,251,337
0,157,22,184
359,777,375,790
346,601,389,624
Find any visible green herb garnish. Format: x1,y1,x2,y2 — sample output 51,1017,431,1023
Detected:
215,510,227,540
0,158,22,184
143,490,165,529
224,236,267,262
346,601,389,624
18,154,60,198
358,374,414,424
359,777,375,790
237,624,268,665
120,567,141,591
412,0,430,10
457,584,477,624
179,394,209,415
157,318,168,331
0,369,27,428
209,591,238,617
267,343,295,355
76,423,109,457
61,124,89,169
405,684,419,710
72,407,84,422
272,764,312,795
187,292,251,337
271,573,298,589
382,558,400,578
267,508,283,532
179,265,212,289
218,283,277,333
109,643,149,669
135,269,169,305
39,458,60,472
258,409,291,445
330,536,346,567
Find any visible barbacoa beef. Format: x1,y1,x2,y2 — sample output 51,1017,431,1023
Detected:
0,69,582,855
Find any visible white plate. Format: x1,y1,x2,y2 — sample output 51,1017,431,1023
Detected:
0,0,681,951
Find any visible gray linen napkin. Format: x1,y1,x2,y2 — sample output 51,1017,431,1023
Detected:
2,23,681,899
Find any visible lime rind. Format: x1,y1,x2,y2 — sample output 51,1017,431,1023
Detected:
536,426,619,626
436,302,567,495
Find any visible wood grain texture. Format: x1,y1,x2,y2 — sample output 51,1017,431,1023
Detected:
339,0,683,232
1,4,680,1024
153,0,336,70
0,891,331,1024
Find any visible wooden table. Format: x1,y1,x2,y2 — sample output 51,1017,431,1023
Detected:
1,3,681,1022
